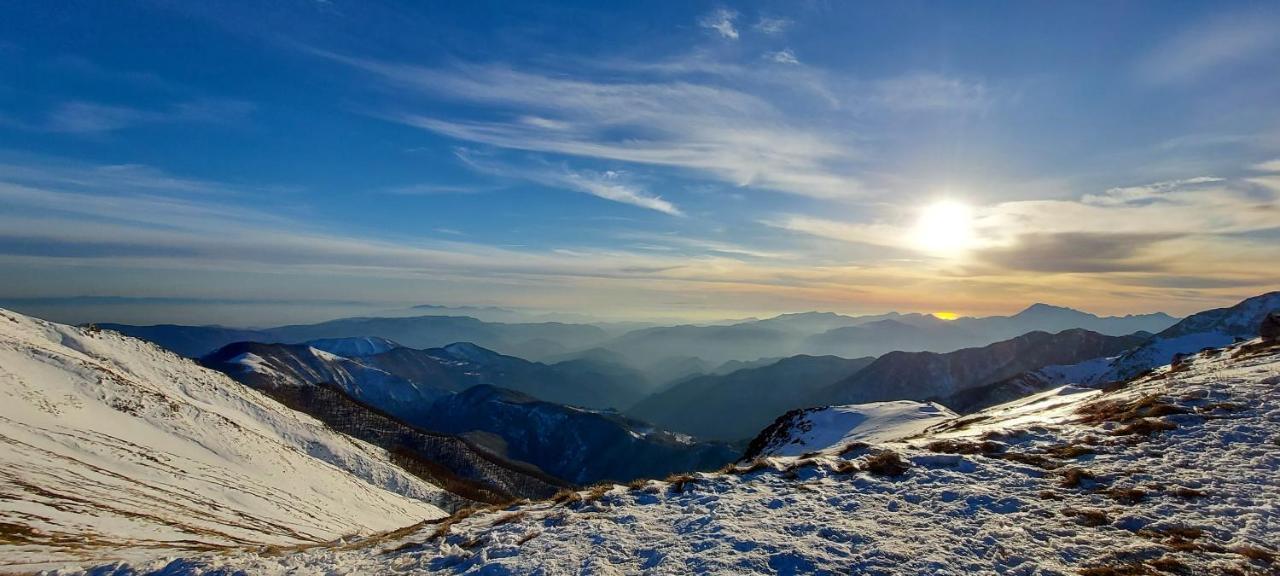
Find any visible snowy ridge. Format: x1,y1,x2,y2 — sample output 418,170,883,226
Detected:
303,336,401,358
1012,291,1280,391
0,310,447,572
95,336,1280,574
744,401,956,458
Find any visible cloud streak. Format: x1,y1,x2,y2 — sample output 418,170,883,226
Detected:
322,53,865,199
1139,9,1280,84
452,149,682,215
699,8,739,39
43,99,254,134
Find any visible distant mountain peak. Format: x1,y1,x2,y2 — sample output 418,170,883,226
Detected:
1015,303,1088,317
440,341,503,362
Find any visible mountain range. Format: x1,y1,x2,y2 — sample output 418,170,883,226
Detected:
100,318,1280,575
629,355,877,441
949,291,1280,412
629,328,1146,441
98,303,1178,380
204,340,737,485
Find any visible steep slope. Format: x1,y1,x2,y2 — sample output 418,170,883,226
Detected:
813,328,1149,406
0,309,446,571
628,355,876,441
410,342,651,410
113,333,1280,575
981,291,1280,404
304,336,401,357
743,401,956,458
1105,291,1280,380
234,381,567,504
201,343,569,501
204,342,449,423
207,343,733,486
424,386,740,485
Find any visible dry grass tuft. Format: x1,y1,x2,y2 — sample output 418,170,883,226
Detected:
430,506,482,540
1062,507,1111,527
1103,487,1146,505
581,483,614,503
549,488,582,506
665,473,696,493
1170,486,1207,499
1196,402,1245,414
516,531,540,546
925,439,1003,455
1146,556,1187,574
491,511,528,527
1111,418,1177,437
838,442,870,457
1078,563,1156,576
1045,443,1095,459
1060,467,1098,488
1233,545,1275,564
725,459,772,475
980,429,1027,442
998,451,1061,469
830,459,858,474
1077,395,1187,428
862,451,909,477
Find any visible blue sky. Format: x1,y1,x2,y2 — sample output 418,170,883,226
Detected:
1,1,1278,326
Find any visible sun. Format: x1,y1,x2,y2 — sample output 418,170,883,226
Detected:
932,311,960,321
915,200,975,255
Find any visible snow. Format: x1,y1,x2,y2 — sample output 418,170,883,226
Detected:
752,401,957,457
83,336,1280,574
304,337,401,358
0,309,446,572
1014,291,1280,390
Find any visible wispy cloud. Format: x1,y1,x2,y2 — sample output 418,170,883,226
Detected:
754,16,792,35
1138,9,1280,84
1252,159,1280,173
699,8,739,40
380,183,497,196
558,170,683,216
453,149,682,215
42,99,254,134
764,49,800,65
869,73,992,111
1081,177,1223,206
769,173,1280,276
763,215,905,250
319,52,863,199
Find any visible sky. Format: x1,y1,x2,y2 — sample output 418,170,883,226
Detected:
1,0,1278,326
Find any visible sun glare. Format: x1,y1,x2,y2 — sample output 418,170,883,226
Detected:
915,200,975,255
932,312,959,321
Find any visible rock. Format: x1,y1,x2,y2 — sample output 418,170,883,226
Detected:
1262,311,1280,341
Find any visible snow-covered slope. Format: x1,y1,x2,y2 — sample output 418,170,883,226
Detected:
743,401,956,458
0,309,447,571
205,341,450,423
94,331,1280,574
202,343,570,502
304,336,401,357
1002,291,1280,395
